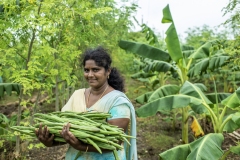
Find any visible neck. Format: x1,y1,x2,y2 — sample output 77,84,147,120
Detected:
87,84,109,107
90,83,108,95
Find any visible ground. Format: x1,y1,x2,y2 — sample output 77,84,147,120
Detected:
0,96,240,160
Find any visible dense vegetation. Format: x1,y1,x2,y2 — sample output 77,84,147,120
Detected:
1,0,240,159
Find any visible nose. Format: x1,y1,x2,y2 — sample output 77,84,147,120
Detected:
88,70,94,77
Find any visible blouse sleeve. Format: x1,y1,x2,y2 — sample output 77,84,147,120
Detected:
107,97,131,120
61,91,75,112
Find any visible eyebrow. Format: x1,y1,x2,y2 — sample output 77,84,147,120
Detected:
84,67,100,69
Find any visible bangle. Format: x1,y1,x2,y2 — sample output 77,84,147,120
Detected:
85,145,89,152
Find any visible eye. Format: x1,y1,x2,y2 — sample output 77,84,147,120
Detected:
93,68,99,72
84,69,89,73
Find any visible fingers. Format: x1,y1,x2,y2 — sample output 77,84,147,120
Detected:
61,123,77,144
36,124,51,141
44,126,50,139
38,123,43,135
49,133,54,141
35,128,39,136
66,122,71,130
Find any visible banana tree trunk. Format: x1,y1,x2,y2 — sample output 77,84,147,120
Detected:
159,72,165,86
182,107,189,144
223,74,228,93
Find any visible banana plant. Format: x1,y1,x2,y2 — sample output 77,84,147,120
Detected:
131,58,178,90
0,83,21,98
159,87,240,160
119,4,231,143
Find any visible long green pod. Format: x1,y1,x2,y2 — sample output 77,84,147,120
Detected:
34,121,100,132
101,124,124,132
96,141,116,150
11,126,35,131
108,141,123,150
120,134,136,139
99,130,120,135
10,127,35,136
58,117,98,126
34,113,63,123
113,149,120,160
70,123,100,132
84,131,105,138
99,124,107,131
60,113,98,124
121,136,131,146
34,121,63,127
54,137,66,142
86,138,102,154
34,117,51,123
70,130,91,139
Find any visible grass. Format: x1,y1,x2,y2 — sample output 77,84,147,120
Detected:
0,93,19,105
124,74,149,101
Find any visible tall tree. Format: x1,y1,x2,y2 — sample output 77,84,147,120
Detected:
0,0,137,157
184,25,229,49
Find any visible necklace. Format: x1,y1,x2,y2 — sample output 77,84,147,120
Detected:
87,85,108,107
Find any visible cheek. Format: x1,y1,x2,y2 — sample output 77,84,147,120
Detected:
83,73,88,78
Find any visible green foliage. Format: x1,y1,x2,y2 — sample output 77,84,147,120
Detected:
0,0,138,107
159,133,224,160
0,1,138,157
222,0,240,36
184,25,230,49
0,83,21,97
119,6,240,156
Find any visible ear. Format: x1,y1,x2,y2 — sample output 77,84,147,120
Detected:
107,68,111,76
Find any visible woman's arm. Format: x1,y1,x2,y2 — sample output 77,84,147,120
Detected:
107,118,130,133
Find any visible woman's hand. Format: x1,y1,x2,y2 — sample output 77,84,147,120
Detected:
60,123,82,150
35,123,54,147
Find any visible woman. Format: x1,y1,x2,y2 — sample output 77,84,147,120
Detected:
35,46,137,160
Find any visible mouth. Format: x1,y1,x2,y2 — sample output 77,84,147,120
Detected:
88,79,96,83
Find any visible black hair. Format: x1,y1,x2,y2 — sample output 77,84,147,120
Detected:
81,46,125,92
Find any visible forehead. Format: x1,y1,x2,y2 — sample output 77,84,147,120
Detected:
84,60,100,68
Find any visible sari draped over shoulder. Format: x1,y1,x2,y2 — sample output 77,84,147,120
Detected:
61,89,137,160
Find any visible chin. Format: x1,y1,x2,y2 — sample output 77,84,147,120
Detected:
88,83,97,87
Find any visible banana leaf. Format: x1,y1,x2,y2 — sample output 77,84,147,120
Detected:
223,112,240,133
159,144,190,160
188,46,230,77
135,91,154,104
131,72,156,79
136,94,204,117
179,81,210,103
118,40,171,62
205,93,231,104
162,4,183,63
148,84,180,102
230,145,240,155
159,133,224,160
0,83,21,97
221,87,240,109
143,61,175,73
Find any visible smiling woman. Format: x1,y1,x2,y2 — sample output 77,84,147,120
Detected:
35,46,137,160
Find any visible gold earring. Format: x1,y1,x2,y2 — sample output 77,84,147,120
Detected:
108,75,109,79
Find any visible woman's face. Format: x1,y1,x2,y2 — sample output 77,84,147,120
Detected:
84,60,110,88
